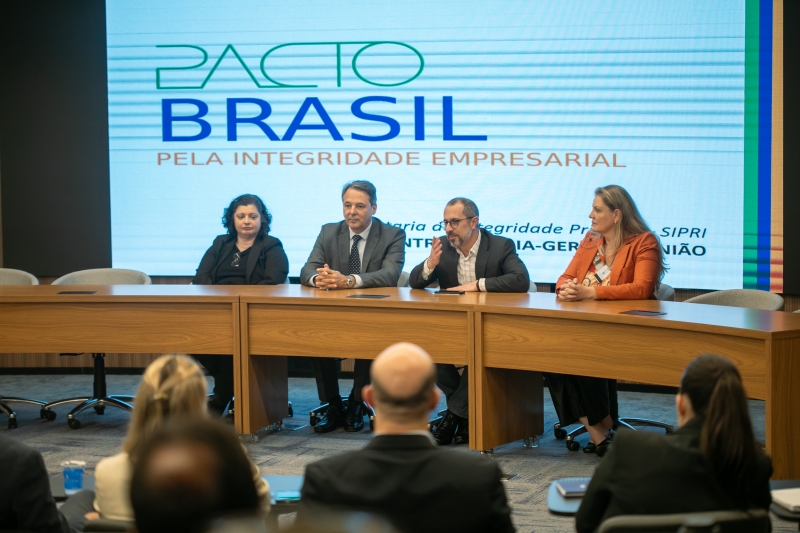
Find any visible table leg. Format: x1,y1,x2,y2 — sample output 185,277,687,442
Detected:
767,338,800,479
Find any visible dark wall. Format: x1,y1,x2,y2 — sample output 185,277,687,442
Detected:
785,2,800,295
0,1,110,276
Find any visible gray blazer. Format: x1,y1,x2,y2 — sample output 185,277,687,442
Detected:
300,218,406,288
409,228,529,292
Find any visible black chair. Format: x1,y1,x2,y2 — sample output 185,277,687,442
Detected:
42,268,151,429
597,508,770,533
0,268,50,428
83,520,135,533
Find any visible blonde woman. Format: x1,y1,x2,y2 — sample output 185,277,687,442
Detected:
83,355,269,525
547,185,667,455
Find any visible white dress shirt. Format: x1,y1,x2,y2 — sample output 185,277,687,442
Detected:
422,230,487,291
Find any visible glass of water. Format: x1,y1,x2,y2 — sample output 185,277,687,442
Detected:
61,460,86,495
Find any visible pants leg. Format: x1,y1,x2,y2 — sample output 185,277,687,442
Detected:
544,373,610,427
312,358,341,404
60,489,95,533
193,355,233,406
351,359,372,403
436,364,468,418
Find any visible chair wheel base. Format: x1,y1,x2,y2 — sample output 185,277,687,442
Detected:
566,439,581,452
554,423,567,439
68,418,82,430
41,409,57,421
8,418,17,429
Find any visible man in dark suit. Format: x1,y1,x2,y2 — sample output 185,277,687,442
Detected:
409,197,529,445
298,342,515,533
300,180,405,433
0,434,69,533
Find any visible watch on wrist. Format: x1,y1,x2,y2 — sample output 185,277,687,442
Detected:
346,276,355,288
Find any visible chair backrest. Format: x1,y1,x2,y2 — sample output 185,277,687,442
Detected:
598,508,770,533
0,268,39,285
83,519,135,532
683,289,783,311
52,268,152,286
528,281,538,293
397,271,410,288
655,283,675,301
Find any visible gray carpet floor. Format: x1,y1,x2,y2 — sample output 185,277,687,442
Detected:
0,374,795,532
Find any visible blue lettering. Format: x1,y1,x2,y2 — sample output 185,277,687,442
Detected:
442,96,487,141
282,97,343,141
350,96,400,142
162,99,211,142
226,98,279,141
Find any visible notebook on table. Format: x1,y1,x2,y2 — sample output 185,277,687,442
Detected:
772,488,800,513
556,477,591,498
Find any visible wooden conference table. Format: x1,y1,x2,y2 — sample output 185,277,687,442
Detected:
2,285,800,479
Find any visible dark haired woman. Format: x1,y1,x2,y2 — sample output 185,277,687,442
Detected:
547,185,667,454
575,354,772,532
193,194,289,414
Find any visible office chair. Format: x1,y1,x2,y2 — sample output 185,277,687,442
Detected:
0,268,51,428
308,271,411,431
683,288,784,311
555,283,677,451
42,268,151,429
597,508,770,533
83,520,135,532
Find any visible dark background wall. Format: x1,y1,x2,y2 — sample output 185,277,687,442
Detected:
0,1,797,292
0,1,110,276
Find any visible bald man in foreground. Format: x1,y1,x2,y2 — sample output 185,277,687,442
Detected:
298,343,515,533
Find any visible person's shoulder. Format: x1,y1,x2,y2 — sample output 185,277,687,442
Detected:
0,433,38,460
482,230,515,248
305,450,364,476
260,234,284,248
625,232,657,246
211,234,232,245
433,448,502,478
374,218,405,237
97,452,130,471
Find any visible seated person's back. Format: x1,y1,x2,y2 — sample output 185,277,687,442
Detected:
0,434,68,533
299,343,514,533
576,354,772,532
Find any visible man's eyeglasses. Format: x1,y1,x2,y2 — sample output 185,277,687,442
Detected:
231,252,241,268
440,217,475,229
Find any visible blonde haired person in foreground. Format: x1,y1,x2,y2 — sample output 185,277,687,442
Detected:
72,355,268,528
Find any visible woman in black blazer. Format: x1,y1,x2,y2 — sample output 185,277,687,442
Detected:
193,194,289,414
576,354,772,532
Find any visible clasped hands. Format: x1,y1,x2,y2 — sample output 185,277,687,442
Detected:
557,278,597,301
314,264,351,289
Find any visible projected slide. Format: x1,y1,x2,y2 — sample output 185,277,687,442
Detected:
106,0,778,290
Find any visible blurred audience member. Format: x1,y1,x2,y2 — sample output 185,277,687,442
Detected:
298,342,515,533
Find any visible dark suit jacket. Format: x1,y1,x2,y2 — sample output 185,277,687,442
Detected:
0,434,69,533
409,229,529,292
192,233,289,285
575,418,773,533
298,434,515,533
300,218,405,288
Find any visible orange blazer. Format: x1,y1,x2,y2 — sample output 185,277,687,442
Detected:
556,232,660,300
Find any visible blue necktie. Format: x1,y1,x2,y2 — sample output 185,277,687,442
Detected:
348,235,362,275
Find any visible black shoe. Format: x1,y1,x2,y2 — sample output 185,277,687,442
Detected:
314,403,344,433
595,437,612,457
433,410,460,445
344,402,365,432
453,415,469,445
